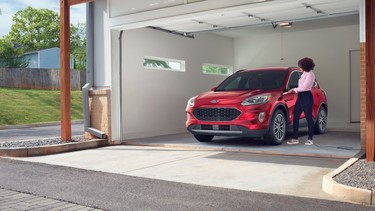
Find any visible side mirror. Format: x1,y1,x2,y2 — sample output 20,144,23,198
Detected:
211,86,217,91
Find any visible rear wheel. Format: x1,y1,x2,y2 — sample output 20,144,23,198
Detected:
314,107,327,134
265,110,286,145
194,135,214,142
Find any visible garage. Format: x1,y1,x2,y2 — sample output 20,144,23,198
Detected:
65,0,373,159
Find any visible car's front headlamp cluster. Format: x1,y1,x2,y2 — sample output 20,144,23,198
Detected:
241,94,271,106
187,96,196,107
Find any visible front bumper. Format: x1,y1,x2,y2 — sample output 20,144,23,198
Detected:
187,124,269,138
186,103,272,138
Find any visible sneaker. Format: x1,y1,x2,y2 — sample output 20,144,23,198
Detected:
305,140,313,145
287,139,299,145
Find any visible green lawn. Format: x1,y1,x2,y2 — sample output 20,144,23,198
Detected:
0,88,83,126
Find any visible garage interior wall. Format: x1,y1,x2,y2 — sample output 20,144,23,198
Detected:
109,15,360,140
93,3,360,141
116,15,360,140
231,14,360,131
120,28,234,139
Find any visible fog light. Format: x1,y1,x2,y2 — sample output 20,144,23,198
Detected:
258,112,265,123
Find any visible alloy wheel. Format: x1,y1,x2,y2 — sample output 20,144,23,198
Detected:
319,109,327,132
273,113,286,141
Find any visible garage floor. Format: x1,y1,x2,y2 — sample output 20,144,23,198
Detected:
124,131,361,159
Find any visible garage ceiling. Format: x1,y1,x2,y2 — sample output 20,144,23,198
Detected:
140,0,359,33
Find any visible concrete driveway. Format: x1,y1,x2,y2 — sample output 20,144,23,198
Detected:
10,145,350,202
2,124,362,204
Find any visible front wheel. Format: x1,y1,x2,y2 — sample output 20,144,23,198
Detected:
265,110,286,145
194,135,214,142
314,107,327,134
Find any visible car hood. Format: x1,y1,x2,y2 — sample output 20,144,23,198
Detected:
195,90,267,106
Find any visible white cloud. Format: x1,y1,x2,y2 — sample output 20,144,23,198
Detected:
0,0,86,37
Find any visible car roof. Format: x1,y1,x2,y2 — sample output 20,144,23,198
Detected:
236,67,300,73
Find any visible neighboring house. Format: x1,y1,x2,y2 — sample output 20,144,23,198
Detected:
23,47,74,69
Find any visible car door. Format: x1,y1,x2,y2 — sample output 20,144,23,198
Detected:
283,71,301,123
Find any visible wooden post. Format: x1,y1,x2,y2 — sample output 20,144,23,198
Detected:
60,0,96,141
68,0,94,6
60,0,71,141
366,0,375,162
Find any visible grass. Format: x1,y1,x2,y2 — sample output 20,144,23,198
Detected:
0,88,83,126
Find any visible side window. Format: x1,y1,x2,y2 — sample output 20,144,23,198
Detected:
143,56,185,72
202,63,233,75
287,71,301,90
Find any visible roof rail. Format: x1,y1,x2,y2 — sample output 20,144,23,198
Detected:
288,66,299,71
235,69,247,73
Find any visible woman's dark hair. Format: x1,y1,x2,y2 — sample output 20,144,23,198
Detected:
298,57,315,72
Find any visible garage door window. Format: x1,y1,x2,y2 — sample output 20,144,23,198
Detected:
143,56,185,72
203,63,233,75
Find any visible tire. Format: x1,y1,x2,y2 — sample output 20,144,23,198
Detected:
194,135,214,142
314,107,327,134
265,110,286,145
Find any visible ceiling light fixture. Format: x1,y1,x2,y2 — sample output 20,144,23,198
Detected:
272,22,293,29
279,22,293,27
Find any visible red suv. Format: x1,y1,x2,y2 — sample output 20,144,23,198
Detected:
186,67,328,145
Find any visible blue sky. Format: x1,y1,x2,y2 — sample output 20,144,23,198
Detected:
0,0,86,37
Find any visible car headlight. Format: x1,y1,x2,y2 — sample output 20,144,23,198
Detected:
241,94,271,106
187,96,196,107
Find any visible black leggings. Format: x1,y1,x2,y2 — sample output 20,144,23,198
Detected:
293,91,314,140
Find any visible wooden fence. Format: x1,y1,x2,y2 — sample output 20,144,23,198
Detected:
0,68,85,90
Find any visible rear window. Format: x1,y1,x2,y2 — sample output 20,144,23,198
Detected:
215,70,288,91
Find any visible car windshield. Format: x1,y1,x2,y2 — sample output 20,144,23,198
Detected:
215,70,288,91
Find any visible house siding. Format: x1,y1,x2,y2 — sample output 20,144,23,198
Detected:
39,48,60,68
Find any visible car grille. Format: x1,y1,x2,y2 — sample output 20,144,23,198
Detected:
192,108,241,121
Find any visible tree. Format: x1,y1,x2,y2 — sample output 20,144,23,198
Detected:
203,65,229,74
70,23,86,71
143,59,171,69
0,6,87,69
0,37,28,68
8,6,60,52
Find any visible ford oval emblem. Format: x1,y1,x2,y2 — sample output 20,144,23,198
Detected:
210,100,219,103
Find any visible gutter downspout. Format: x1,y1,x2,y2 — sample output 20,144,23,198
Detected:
119,30,124,143
82,2,106,139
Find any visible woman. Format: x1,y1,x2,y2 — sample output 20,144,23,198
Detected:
286,57,316,145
